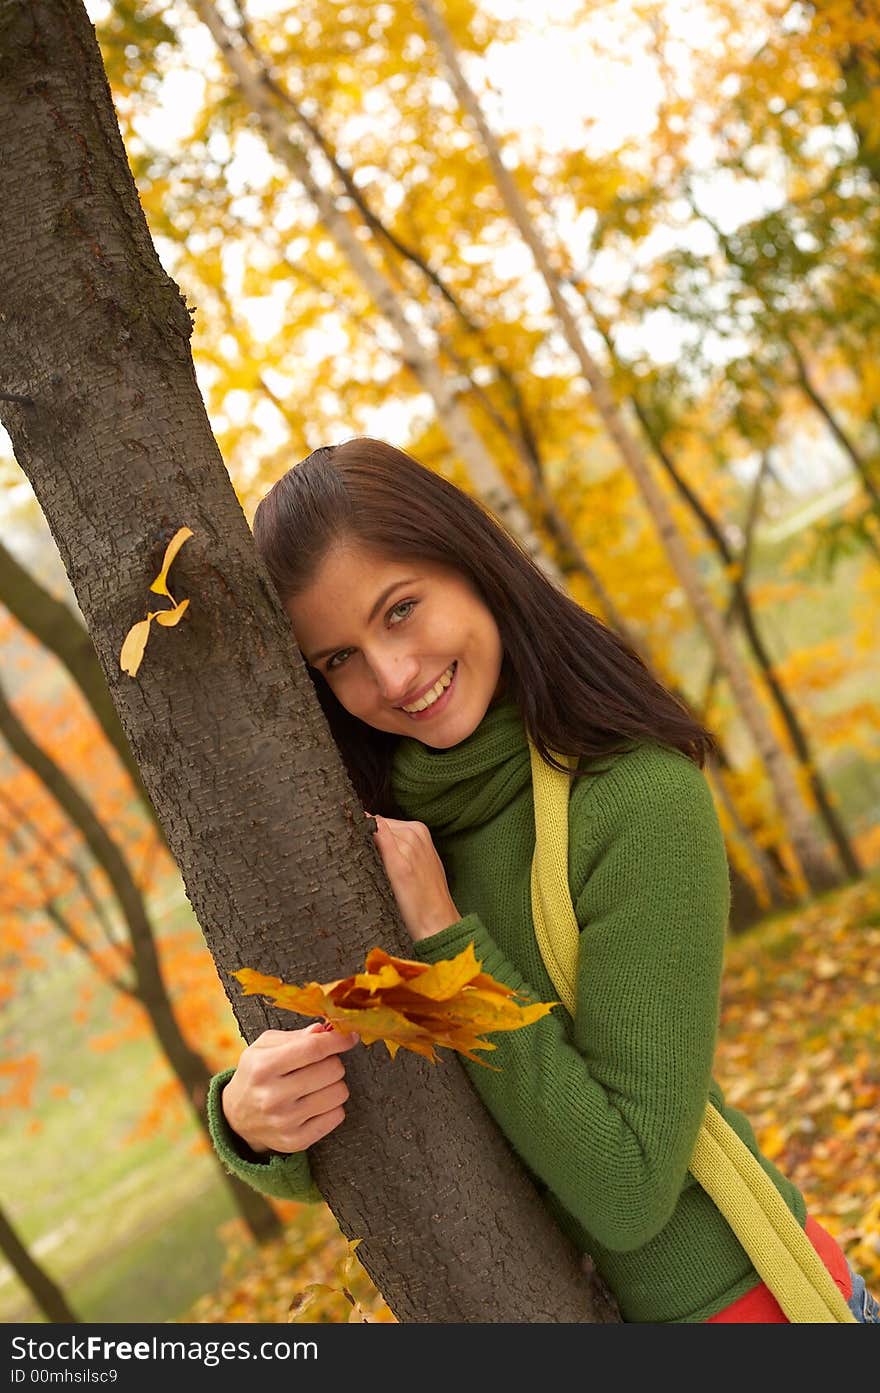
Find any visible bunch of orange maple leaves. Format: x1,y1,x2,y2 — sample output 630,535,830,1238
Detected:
232,941,556,1068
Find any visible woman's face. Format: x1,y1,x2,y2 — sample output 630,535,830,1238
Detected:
286,540,505,747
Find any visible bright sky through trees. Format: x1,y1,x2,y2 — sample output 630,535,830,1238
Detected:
0,0,863,533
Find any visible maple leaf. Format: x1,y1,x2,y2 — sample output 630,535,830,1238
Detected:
231,942,557,1068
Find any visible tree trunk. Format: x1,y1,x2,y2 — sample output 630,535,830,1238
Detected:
0,676,282,1247
0,538,166,834
633,408,861,885
416,0,835,898
787,335,880,530
0,0,616,1322
584,292,861,886
827,3,880,191
0,1203,79,1322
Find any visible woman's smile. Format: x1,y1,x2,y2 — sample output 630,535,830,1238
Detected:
398,660,458,719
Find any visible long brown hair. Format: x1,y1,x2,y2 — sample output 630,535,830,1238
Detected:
253,437,717,813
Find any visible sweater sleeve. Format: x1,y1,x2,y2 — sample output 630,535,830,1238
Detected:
412,747,730,1253
206,1068,322,1204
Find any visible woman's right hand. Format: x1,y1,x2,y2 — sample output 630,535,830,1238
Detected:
220,1022,360,1155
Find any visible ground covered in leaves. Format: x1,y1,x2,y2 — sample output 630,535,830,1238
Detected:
714,872,880,1295
182,873,880,1322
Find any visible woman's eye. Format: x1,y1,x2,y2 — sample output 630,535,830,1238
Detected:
390,599,417,623
325,600,417,672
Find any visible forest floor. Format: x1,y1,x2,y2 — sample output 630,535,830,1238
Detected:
2,866,878,1323
180,868,880,1324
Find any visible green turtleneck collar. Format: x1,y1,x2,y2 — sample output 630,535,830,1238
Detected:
391,695,531,836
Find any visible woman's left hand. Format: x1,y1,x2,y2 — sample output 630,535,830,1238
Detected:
365,812,461,943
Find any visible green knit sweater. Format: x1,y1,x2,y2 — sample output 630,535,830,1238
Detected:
207,696,807,1322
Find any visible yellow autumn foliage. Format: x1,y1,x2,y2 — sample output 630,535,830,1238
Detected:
232,942,557,1066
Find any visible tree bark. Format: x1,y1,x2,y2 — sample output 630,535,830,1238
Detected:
416,0,835,898
0,1203,79,1322
0,0,617,1322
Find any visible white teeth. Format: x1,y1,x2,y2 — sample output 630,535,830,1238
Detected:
402,663,456,713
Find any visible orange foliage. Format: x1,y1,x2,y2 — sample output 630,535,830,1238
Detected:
0,1055,39,1111
233,942,557,1067
125,1077,189,1145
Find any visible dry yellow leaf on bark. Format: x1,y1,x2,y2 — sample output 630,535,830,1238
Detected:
155,598,190,626
120,527,193,676
119,618,153,678
149,526,194,597
232,943,557,1068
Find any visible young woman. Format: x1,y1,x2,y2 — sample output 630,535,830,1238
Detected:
208,437,878,1323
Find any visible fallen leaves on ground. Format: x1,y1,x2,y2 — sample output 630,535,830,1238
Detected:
180,1205,395,1324
186,873,880,1322
231,942,557,1067
715,872,880,1292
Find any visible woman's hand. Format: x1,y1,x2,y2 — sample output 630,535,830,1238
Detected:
365,812,461,943
221,1022,359,1155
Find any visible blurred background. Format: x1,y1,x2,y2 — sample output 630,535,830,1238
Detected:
1,0,878,1322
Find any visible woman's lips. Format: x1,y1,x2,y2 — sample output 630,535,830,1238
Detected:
400,661,458,720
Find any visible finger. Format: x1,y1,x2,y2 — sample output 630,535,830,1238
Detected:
252,1023,357,1070
283,1053,347,1101
309,1019,359,1041
294,1105,347,1150
293,1077,350,1124
251,1028,297,1047
269,1090,349,1153
373,816,426,837
302,1022,360,1058
374,815,408,848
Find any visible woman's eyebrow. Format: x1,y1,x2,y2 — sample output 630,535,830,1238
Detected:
306,578,419,663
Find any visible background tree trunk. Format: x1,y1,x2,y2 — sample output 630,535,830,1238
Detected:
0,1203,79,1323
0,0,618,1323
0,676,282,1247
0,538,164,834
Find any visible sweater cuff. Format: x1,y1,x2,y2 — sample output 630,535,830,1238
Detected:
206,1068,322,1204
412,912,526,993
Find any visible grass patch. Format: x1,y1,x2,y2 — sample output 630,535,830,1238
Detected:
0,876,250,1323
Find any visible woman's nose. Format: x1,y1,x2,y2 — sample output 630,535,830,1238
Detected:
372,654,419,704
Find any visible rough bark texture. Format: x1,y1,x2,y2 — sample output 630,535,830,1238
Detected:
0,0,618,1322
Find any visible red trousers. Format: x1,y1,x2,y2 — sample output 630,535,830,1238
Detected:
706,1216,852,1322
